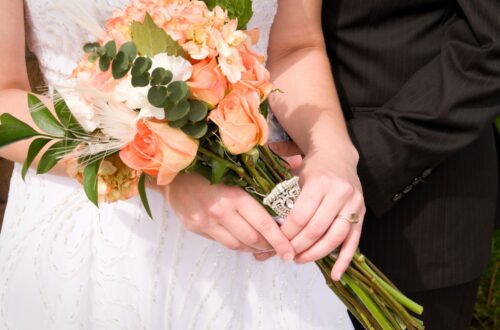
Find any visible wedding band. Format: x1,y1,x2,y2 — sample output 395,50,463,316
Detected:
336,213,360,224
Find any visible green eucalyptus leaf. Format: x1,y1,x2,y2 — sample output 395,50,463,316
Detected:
112,51,131,79
0,113,40,148
151,68,173,86
204,0,253,29
165,99,190,121
37,140,78,174
54,94,85,134
96,47,106,57
138,173,153,219
131,57,152,76
83,158,102,207
181,121,208,139
83,42,100,53
167,81,189,103
131,13,185,57
148,86,168,108
105,40,117,59
189,100,208,122
27,93,65,137
168,116,189,128
119,42,138,61
131,72,151,87
210,158,229,184
88,53,99,63
22,138,51,180
150,68,170,86
99,55,111,72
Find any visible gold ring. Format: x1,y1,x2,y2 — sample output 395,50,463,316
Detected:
336,213,360,224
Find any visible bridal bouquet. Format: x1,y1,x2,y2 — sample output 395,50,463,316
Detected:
0,0,424,329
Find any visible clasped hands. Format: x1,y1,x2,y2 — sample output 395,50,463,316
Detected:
166,142,366,281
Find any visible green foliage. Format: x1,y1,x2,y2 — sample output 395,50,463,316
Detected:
189,101,208,123
53,94,85,134
138,173,153,219
204,0,253,29
166,100,190,121
22,138,51,180
37,140,78,174
210,158,229,184
471,230,500,330
148,86,169,108
167,81,189,103
0,113,40,148
495,117,500,133
131,57,153,77
131,13,185,57
28,94,66,137
82,158,102,207
182,121,208,139
151,68,173,86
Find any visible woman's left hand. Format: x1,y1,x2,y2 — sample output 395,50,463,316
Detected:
256,143,366,282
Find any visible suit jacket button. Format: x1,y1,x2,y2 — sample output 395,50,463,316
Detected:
412,178,421,185
422,168,433,178
393,193,403,202
403,185,413,194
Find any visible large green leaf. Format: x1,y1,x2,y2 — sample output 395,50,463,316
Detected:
0,113,40,148
204,0,253,29
22,138,51,180
27,94,65,137
83,158,102,207
131,13,185,57
37,140,78,174
138,173,153,219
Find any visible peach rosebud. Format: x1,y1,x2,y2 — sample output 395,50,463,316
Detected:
119,119,199,185
232,47,273,100
208,88,269,154
187,57,227,107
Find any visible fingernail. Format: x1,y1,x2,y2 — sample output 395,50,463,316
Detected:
332,272,342,281
283,252,294,261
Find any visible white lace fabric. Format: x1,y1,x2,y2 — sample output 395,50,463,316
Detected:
0,1,352,329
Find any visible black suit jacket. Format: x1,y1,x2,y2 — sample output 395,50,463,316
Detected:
322,0,500,292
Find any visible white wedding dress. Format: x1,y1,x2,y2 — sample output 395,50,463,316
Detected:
0,1,353,329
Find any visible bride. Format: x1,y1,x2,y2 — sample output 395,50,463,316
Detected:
0,0,364,329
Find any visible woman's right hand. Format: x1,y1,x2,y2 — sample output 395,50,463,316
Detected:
165,172,295,261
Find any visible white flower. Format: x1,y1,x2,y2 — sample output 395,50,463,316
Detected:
113,54,193,120
150,54,193,82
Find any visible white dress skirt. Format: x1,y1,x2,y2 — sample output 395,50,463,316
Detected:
0,1,353,329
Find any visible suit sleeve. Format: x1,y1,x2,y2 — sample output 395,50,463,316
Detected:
347,0,500,217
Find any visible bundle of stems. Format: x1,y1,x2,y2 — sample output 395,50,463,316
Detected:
193,137,424,330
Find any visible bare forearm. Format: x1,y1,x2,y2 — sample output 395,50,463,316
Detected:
0,88,67,175
268,47,357,161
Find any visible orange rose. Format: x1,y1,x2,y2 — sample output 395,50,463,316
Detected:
208,88,269,154
120,119,199,185
187,57,227,107
231,47,272,100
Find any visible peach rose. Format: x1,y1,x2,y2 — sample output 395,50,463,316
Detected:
120,119,199,185
208,88,269,154
231,47,272,100
187,57,227,107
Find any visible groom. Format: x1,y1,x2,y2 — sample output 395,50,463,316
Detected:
321,1,500,329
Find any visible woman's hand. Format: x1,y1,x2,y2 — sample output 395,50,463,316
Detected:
281,146,366,280
165,172,295,260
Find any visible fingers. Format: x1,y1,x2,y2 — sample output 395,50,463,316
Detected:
220,211,272,251
254,251,276,262
331,209,365,281
295,196,365,265
208,225,261,253
280,180,324,240
269,141,302,157
238,196,295,261
289,193,346,254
